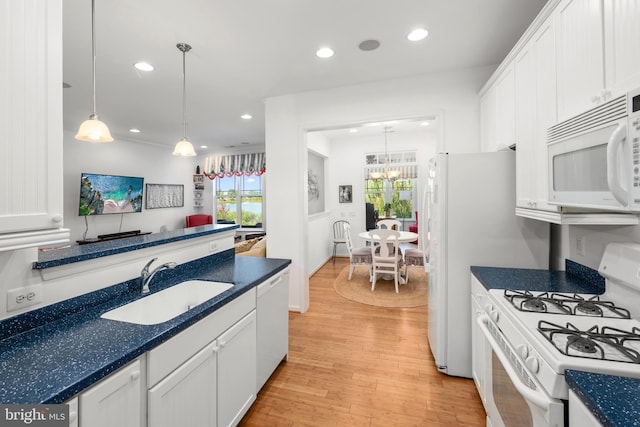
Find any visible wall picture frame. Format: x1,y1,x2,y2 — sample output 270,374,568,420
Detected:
339,185,352,203
193,174,204,183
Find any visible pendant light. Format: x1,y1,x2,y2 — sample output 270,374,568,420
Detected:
172,43,197,157
369,126,399,181
75,0,113,142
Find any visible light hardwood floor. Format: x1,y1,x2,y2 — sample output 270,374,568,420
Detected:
240,258,485,426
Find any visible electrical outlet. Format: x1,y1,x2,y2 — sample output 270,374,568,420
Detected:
576,235,585,256
7,284,43,312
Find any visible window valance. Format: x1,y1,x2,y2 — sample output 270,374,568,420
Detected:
203,152,266,180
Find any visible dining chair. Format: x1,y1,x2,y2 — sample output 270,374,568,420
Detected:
370,229,403,293
377,219,402,231
343,222,372,280
403,248,427,284
332,220,350,265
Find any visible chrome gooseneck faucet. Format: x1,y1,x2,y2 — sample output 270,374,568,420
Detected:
140,258,177,294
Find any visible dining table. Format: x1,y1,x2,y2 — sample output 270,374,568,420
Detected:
358,230,419,283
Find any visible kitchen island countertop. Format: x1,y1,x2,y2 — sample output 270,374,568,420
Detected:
0,251,290,404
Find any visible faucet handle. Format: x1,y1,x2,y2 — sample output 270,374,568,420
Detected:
142,257,158,273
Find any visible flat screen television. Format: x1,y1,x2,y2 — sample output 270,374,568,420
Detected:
79,173,144,216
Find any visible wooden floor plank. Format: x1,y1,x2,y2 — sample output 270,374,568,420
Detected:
239,258,485,426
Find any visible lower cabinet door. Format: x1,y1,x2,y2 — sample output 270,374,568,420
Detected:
148,341,218,427
79,359,142,427
217,311,257,427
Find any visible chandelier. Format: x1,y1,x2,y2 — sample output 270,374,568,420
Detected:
369,126,400,181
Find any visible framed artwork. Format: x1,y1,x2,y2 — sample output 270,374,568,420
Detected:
145,184,184,209
308,151,325,215
339,185,352,203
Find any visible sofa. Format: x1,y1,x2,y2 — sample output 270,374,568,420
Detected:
234,237,267,257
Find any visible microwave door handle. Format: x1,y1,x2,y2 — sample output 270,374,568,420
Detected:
477,315,552,410
607,123,628,206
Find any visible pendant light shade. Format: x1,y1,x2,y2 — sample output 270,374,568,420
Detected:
173,43,196,157
75,0,113,143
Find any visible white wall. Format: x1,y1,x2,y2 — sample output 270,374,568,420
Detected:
565,225,640,271
63,130,202,242
307,133,332,274
265,66,493,312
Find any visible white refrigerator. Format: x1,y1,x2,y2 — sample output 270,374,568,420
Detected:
424,151,549,378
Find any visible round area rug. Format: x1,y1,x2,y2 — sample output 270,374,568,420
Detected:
333,266,427,308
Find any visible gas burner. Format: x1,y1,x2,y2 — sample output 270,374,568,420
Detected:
538,321,640,363
503,290,571,315
551,294,632,319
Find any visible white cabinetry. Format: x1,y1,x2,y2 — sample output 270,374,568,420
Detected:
515,16,561,213
555,0,605,121
217,312,257,427
568,389,601,427
79,359,143,427
480,64,515,152
148,341,218,427
471,277,488,406
66,397,78,427
603,0,640,96
146,288,257,427
0,0,69,250
257,269,289,389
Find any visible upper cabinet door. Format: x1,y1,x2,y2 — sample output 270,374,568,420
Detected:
494,63,516,151
480,87,497,152
556,0,605,121
0,1,66,238
603,0,640,96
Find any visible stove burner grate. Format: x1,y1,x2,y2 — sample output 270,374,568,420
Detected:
504,290,572,315
538,320,640,364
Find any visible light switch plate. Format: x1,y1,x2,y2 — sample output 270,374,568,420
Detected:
7,284,43,312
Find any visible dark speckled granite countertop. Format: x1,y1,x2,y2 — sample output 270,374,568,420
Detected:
0,250,290,404
566,370,640,427
470,259,605,294
34,224,239,269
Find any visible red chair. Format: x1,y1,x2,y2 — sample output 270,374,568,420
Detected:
185,214,213,227
409,211,418,243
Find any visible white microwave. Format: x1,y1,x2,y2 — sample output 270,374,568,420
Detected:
547,88,640,211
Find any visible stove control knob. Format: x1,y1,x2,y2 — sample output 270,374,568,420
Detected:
484,304,493,313
517,344,529,359
525,356,540,374
489,310,499,322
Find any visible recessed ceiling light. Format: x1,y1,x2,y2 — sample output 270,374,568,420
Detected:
134,62,154,71
316,47,334,58
420,121,430,126
407,28,429,42
241,142,250,145
368,122,382,127
349,128,358,133
200,145,208,149
129,128,141,133
241,114,252,120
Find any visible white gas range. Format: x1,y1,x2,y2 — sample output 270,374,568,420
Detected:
474,243,640,427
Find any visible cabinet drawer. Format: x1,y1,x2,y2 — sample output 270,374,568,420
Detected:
147,288,256,387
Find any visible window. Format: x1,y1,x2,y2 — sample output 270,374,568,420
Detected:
364,179,414,219
215,175,263,227
364,150,417,219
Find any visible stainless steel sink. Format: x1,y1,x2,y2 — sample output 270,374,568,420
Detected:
101,280,233,325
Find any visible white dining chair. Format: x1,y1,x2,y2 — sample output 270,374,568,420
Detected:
377,219,402,231
370,229,403,293
332,220,349,265
343,222,372,280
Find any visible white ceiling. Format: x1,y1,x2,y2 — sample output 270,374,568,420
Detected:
62,0,548,153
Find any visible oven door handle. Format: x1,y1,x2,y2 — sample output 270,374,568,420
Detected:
477,314,552,411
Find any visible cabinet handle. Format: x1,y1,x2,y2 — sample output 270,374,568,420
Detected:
130,370,140,381
52,214,63,223
219,340,227,348
212,344,220,353
69,411,77,422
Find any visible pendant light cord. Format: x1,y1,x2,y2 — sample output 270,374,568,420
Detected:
91,0,97,116
177,43,192,140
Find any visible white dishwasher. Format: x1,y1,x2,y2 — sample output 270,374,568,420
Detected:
256,268,289,390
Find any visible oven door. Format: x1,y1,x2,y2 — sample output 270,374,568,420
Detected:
478,315,565,427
